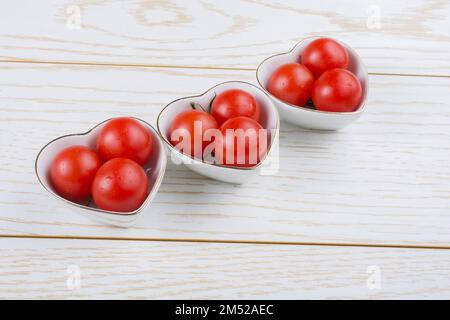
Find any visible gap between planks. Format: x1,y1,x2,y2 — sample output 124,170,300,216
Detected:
1,59,450,79
1,234,450,251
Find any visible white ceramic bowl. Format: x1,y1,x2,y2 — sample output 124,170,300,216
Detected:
35,117,167,227
256,36,369,130
157,81,280,184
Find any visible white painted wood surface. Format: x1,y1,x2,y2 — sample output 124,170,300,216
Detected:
1,0,449,75
1,238,450,299
1,63,449,246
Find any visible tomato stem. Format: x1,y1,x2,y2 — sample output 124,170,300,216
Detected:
190,102,206,112
189,92,217,113
209,92,217,111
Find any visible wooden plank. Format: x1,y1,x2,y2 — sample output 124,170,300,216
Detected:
1,237,449,299
1,0,450,75
1,62,450,245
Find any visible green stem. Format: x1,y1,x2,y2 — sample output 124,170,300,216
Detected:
190,101,206,112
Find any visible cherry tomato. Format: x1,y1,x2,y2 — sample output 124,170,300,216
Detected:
301,38,349,78
92,158,148,212
169,109,218,159
215,116,267,168
210,89,260,125
50,145,102,202
96,117,153,165
312,68,362,112
267,63,314,106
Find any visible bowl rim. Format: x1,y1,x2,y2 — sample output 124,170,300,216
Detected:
256,36,369,116
156,80,280,171
34,116,167,216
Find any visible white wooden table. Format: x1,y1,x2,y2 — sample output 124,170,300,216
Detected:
1,0,450,299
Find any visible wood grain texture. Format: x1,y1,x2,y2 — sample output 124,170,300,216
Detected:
1,62,449,245
1,237,450,299
1,0,449,75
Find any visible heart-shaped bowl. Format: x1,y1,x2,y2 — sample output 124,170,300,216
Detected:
256,36,368,130
35,117,167,227
157,81,280,184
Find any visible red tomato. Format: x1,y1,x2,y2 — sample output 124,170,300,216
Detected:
215,116,267,168
169,109,218,159
267,63,314,106
96,117,153,165
312,68,362,112
50,145,102,202
210,89,260,125
301,38,349,78
92,158,148,212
